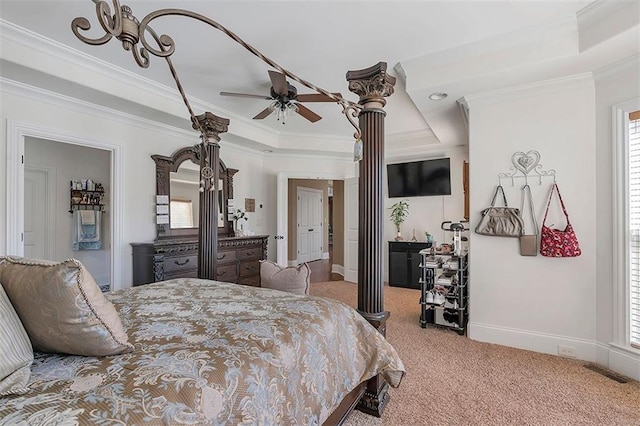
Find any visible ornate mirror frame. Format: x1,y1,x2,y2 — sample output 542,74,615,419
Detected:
152,146,237,239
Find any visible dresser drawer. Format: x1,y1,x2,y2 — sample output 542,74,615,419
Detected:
238,275,260,287
239,260,260,277
239,247,262,260
216,263,238,282
164,255,197,273
216,249,237,264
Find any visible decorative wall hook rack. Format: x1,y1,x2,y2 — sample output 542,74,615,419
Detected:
498,150,556,186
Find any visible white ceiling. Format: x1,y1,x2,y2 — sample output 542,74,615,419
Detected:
1,0,637,155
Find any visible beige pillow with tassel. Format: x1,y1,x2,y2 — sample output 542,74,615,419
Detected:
260,260,310,295
0,257,133,356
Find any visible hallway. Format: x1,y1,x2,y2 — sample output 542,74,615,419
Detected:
308,244,334,283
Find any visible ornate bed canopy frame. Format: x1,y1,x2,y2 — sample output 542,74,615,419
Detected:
72,1,396,416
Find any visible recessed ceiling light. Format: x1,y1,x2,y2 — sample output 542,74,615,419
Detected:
429,92,448,101
263,149,273,153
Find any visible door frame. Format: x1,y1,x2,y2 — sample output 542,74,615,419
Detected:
276,171,356,266
6,119,123,290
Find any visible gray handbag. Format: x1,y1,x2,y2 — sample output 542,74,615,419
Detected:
519,184,538,256
475,185,524,237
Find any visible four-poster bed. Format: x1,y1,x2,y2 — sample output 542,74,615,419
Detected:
0,2,404,424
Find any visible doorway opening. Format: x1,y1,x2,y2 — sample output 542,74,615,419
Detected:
287,178,345,283
24,137,112,290
6,120,123,291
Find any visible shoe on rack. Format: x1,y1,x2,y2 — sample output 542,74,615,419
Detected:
434,292,446,305
425,291,434,304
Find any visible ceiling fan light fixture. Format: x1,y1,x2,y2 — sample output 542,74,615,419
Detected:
270,100,298,124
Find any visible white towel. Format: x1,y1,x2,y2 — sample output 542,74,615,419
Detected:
80,210,95,225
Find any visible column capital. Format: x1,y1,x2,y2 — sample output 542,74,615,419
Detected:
192,112,229,144
346,62,396,108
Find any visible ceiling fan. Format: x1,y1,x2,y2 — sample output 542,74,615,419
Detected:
220,71,340,123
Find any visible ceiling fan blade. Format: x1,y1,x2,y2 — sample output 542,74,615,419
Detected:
296,93,342,103
295,103,322,122
220,91,272,100
268,70,288,96
253,107,274,120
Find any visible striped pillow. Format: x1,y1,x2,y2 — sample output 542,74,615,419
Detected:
0,283,33,396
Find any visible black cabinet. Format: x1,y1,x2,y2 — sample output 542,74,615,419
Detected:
388,241,432,289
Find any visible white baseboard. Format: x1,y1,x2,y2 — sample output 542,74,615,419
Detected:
288,259,298,267
322,251,330,259
332,264,344,276
468,322,597,362
607,343,640,381
468,322,640,381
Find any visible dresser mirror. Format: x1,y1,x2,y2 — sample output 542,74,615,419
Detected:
152,146,237,239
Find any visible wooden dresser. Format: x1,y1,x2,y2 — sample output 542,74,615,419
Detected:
131,235,269,287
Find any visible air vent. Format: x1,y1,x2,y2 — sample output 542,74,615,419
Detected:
583,363,629,383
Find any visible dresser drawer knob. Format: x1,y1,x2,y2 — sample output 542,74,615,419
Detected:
174,258,190,266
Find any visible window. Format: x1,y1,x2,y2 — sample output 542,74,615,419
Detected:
630,110,640,349
170,199,194,228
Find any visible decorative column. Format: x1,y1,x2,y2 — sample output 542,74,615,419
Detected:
192,112,230,279
346,62,396,417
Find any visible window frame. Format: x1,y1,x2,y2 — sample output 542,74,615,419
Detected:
170,198,194,229
613,99,640,352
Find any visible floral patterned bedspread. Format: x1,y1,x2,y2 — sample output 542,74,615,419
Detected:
0,278,404,425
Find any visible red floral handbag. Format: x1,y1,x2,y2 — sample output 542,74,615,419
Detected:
540,183,581,257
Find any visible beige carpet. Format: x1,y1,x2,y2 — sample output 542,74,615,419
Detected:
310,281,640,426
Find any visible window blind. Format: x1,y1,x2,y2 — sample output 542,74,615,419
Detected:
629,114,640,349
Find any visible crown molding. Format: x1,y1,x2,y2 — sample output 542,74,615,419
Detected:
577,0,634,30
593,53,640,82
463,72,594,108
577,0,640,52
0,76,198,141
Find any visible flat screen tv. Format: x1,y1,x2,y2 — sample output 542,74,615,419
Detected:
387,158,452,198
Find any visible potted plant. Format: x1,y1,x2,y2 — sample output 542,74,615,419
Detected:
389,200,410,241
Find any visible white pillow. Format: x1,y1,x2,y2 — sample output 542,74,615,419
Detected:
0,283,33,396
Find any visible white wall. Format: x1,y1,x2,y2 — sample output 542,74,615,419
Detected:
466,74,598,361
25,137,111,286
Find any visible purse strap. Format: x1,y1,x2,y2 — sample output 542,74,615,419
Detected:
520,184,538,235
490,185,509,207
542,183,570,225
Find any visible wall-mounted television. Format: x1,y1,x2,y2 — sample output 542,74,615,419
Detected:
387,158,452,198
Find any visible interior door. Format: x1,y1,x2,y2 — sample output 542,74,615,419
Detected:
297,187,323,263
344,177,358,283
23,168,50,259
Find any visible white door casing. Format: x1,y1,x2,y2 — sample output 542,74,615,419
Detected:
297,187,323,263
6,120,123,289
344,177,359,283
